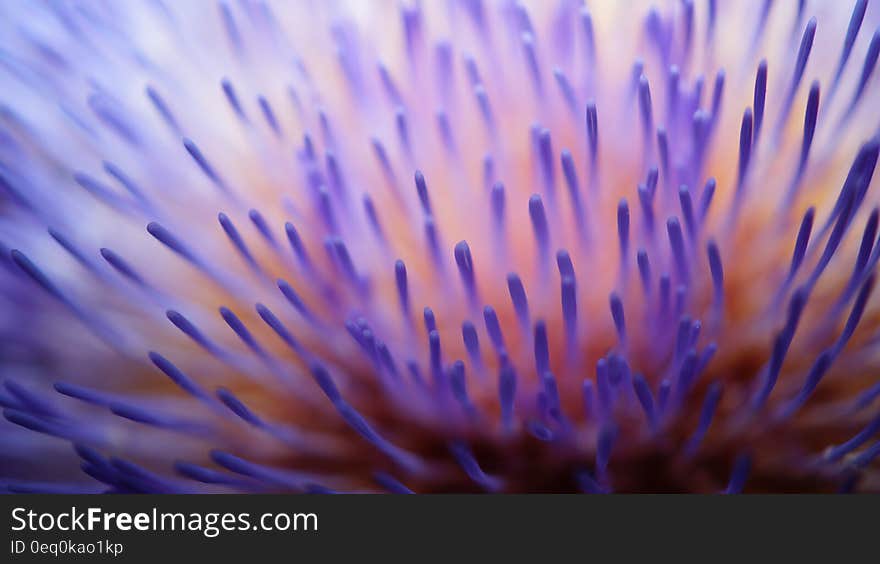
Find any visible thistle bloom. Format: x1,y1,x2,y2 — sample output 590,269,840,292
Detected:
1,0,880,494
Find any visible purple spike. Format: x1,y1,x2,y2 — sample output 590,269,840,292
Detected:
710,70,725,124
434,40,453,91
277,279,316,322
681,0,694,58
435,110,455,153
753,60,767,143
596,359,612,416
825,413,880,462
247,209,278,249
637,249,652,294
533,321,549,376
401,4,423,56
87,94,141,146
462,321,482,365
423,307,436,334
415,170,432,215
395,107,410,156
556,250,575,279
788,207,815,281
316,187,338,233
454,240,478,305
529,194,550,259
482,154,495,189
638,74,653,140
73,173,135,213
690,110,710,173
646,165,658,196
219,212,260,273
657,379,672,414
329,238,361,288
830,0,868,97
507,273,530,329
4,381,59,417
491,181,506,228
54,382,118,407
284,222,313,271
638,184,655,235
579,6,596,61
424,217,444,270
102,161,152,210
632,374,656,428
585,102,599,167
595,424,616,477
184,138,229,194
675,316,693,360
498,360,516,430
852,380,880,412
752,290,808,408
521,33,542,94
841,210,879,302
676,350,699,399
553,68,578,113
450,441,501,491
374,472,414,494
218,2,242,52
371,137,398,190
325,152,348,200
707,0,717,41
724,454,751,494
778,18,816,131
617,198,630,262
685,382,722,455
851,440,880,470
658,274,671,318
309,363,342,404
100,248,146,288
561,276,577,342
463,53,481,86
657,129,669,184
736,108,753,195
537,128,555,198
474,85,494,131
302,134,316,161
666,66,680,121
256,303,304,358
174,462,254,488
678,186,696,239
609,292,626,345
148,352,211,402
428,329,443,390
777,351,833,420
377,63,403,106
834,275,875,355
575,470,605,494
145,85,180,133
216,387,265,427
666,218,689,283
394,259,409,318
581,379,595,420
220,306,270,361
798,82,820,172
700,178,716,220
362,195,386,245
257,96,281,136
843,29,880,122
449,360,474,414
750,0,773,52
707,240,724,311
221,78,247,121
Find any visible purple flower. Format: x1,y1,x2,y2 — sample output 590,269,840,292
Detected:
1,1,880,493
